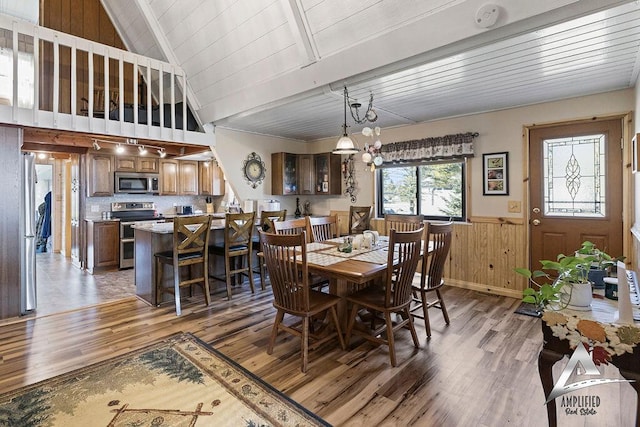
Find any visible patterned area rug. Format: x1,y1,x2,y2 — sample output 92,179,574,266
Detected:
0,333,330,427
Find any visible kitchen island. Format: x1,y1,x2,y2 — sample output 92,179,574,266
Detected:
133,219,225,306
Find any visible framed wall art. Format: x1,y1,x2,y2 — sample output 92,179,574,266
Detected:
483,152,509,195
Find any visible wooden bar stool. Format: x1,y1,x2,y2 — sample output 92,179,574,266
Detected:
155,215,212,316
209,212,255,300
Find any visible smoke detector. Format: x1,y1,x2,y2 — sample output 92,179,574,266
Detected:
475,4,500,28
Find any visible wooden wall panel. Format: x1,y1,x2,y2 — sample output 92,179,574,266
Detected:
0,127,23,319
39,0,133,113
371,217,527,298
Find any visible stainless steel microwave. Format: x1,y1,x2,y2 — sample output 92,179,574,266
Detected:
114,172,159,194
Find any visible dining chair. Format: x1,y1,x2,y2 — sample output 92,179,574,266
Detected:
349,206,372,234
384,213,424,235
209,212,255,300
261,230,346,373
274,217,329,289
344,227,423,367
308,215,338,242
155,215,212,316
411,222,453,338
273,217,309,236
252,209,287,289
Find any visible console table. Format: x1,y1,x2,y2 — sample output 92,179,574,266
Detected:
539,298,640,426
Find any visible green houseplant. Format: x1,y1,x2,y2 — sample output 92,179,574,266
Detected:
515,252,596,313
575,241,625,289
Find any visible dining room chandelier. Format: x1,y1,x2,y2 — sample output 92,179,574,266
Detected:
333,86,378,155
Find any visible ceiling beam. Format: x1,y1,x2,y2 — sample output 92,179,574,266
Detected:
22,128,208,158
280,0,319,66
198,0,634,124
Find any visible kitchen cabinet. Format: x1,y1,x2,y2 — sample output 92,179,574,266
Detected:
87,152,113,196
115,156,159,173
159,159,178,195
272,152,298,195
86,220,119,273
179,161,199,195
314,153,342,195
297,154,315,195
199,160,225,196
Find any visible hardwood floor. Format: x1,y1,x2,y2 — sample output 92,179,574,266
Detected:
33,251,135,317
0,281,636,426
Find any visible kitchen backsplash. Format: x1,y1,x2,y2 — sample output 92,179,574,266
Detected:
85,194,225,220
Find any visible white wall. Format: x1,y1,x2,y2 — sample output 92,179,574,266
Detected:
214,89,634,219
213,128,308,214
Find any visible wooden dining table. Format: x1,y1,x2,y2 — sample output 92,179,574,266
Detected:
297,236,430,328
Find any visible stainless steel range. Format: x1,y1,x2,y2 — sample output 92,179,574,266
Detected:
111,202,164,269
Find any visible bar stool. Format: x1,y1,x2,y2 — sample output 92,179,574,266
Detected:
209,212,255,300
252,209,287,289
155,215,212,316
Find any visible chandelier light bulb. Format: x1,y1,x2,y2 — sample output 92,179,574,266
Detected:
374,127,381,136
362,127,373,137
366,109,377,122
374,139,382,149
362,152,372,163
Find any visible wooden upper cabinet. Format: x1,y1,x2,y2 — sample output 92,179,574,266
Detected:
159,159,179,195
199,161,225,196
272,152,298,195
87,152,113,197
138,157,159,173
179,161,199,195
314,153,342,195
297,154,315,195
115,156,159,173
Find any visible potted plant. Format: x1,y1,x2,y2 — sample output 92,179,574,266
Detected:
515,252,596,313
575,241,625,289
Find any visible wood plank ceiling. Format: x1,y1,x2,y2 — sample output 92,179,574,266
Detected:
103,0,640,141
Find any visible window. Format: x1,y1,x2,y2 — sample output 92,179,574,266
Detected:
377,160,466,221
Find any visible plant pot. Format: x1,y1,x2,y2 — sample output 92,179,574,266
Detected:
559,282,592,310
588,268,606,289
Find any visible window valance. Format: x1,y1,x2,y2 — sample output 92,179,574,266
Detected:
380,132,478,164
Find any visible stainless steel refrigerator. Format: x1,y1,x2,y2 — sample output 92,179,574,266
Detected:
21,152,37,313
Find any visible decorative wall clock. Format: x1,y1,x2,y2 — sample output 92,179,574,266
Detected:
242,152,266,188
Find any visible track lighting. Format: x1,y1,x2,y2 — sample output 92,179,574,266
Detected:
91,138,169,158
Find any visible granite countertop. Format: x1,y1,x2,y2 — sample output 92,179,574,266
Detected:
133,219,226,234
85,218,120,223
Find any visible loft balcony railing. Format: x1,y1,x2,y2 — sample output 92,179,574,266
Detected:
0,13,210,146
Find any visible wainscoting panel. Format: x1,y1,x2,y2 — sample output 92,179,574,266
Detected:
371,217,527,298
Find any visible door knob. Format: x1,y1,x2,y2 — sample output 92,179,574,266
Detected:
532,219,541,226
532,207,541,213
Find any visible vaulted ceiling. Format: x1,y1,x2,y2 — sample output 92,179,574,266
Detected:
103,0,640,141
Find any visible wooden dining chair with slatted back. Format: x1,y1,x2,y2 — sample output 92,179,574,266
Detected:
252,209,287,289
345,227,423,367
410,222,453,338
349,206,372,234
274,217,328,289
260,230,346,373
307,215,338,242
209,212,255,300
155,215,212,316
273,217,309,236
384,213,424,234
